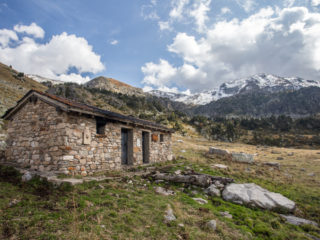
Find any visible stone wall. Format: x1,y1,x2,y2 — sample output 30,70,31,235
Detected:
4,98,173,175
62,113,172,176
5,99,68,172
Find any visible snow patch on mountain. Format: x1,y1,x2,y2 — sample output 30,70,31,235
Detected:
147,74,320,105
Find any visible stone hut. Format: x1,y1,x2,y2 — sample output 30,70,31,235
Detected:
2,90,174,176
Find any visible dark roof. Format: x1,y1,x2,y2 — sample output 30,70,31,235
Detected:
2,90,174,133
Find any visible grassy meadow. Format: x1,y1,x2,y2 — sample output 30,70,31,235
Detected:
0,134,319,240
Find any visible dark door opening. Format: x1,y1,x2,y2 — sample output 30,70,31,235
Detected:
142,131,150,163
121,128,133,165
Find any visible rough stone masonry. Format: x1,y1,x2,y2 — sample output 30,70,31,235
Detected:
2,90,173,176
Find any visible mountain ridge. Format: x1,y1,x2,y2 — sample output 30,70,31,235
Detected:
149,74,320,105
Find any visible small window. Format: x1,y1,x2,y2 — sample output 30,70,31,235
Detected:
151,134,158,142
96,118,106,134
160,134,164,142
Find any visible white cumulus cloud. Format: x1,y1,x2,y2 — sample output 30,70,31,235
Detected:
312,0,320,6
0,23,105,84
14,22,45,38
0,29,18,47
142,6,320,91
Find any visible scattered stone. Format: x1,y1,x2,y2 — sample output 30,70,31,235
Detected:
213,164,228,170
264,162,280,169
128,180,133,184
180,150,186,153
192,198,208,205
154,179,164,184
280,215,318,227
97,184,105,189
271,150,281,154
21,171,33,182
205,184,221,197
177,140,183,143
220,211,233,219
300,168,306,172
155,186,175,196
9,199,20,207
174,170,182,175
222,183,295,212
178,223,185,228
190,190,198,196
205,220,217,231
164,205,176,223
209,147,230,156
213,181,225,189
287,152,294,156
277,157,284,160
231,153,254,164
307,172,316,177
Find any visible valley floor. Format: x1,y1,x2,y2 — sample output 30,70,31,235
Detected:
0,134,319,239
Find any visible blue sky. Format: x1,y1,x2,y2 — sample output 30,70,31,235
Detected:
0,0,320,93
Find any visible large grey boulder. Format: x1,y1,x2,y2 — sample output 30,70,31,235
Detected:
280,215,318,227
231,153,254,163
222,183,295,212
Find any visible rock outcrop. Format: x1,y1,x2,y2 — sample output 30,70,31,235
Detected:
222,183,295,212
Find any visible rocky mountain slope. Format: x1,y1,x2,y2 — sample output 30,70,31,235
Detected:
150,74,320,105
85,76,145,96
0,62,47,116
192,87,320,118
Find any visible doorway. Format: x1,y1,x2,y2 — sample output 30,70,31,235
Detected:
121,128,133,165
142,131,150,164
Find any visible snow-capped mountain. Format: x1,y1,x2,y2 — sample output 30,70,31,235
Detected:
149,74,320,105
27,74,64,85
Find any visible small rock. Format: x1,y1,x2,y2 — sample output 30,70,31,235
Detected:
164,205,176,223
280,215,318,227
287,152,294,156
213,164,228,169
155,179,164,184
9,199,20,207
209,147,230,156
205,184,221,197
180,150,186,153
192,198,208,205
155,186,175,196
205,220,217,231
231,152,254,164
178,223,185,228
307,172,315,177
174,170,182,175
98,184,105,189
220,211,233,219
190,190,198,196
277,157,284,160
264,162,280,169
21,172,33,182
177,140,183,143
128,180,133,184
213,181,225,189
271,150,281,154
300,168,306,172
